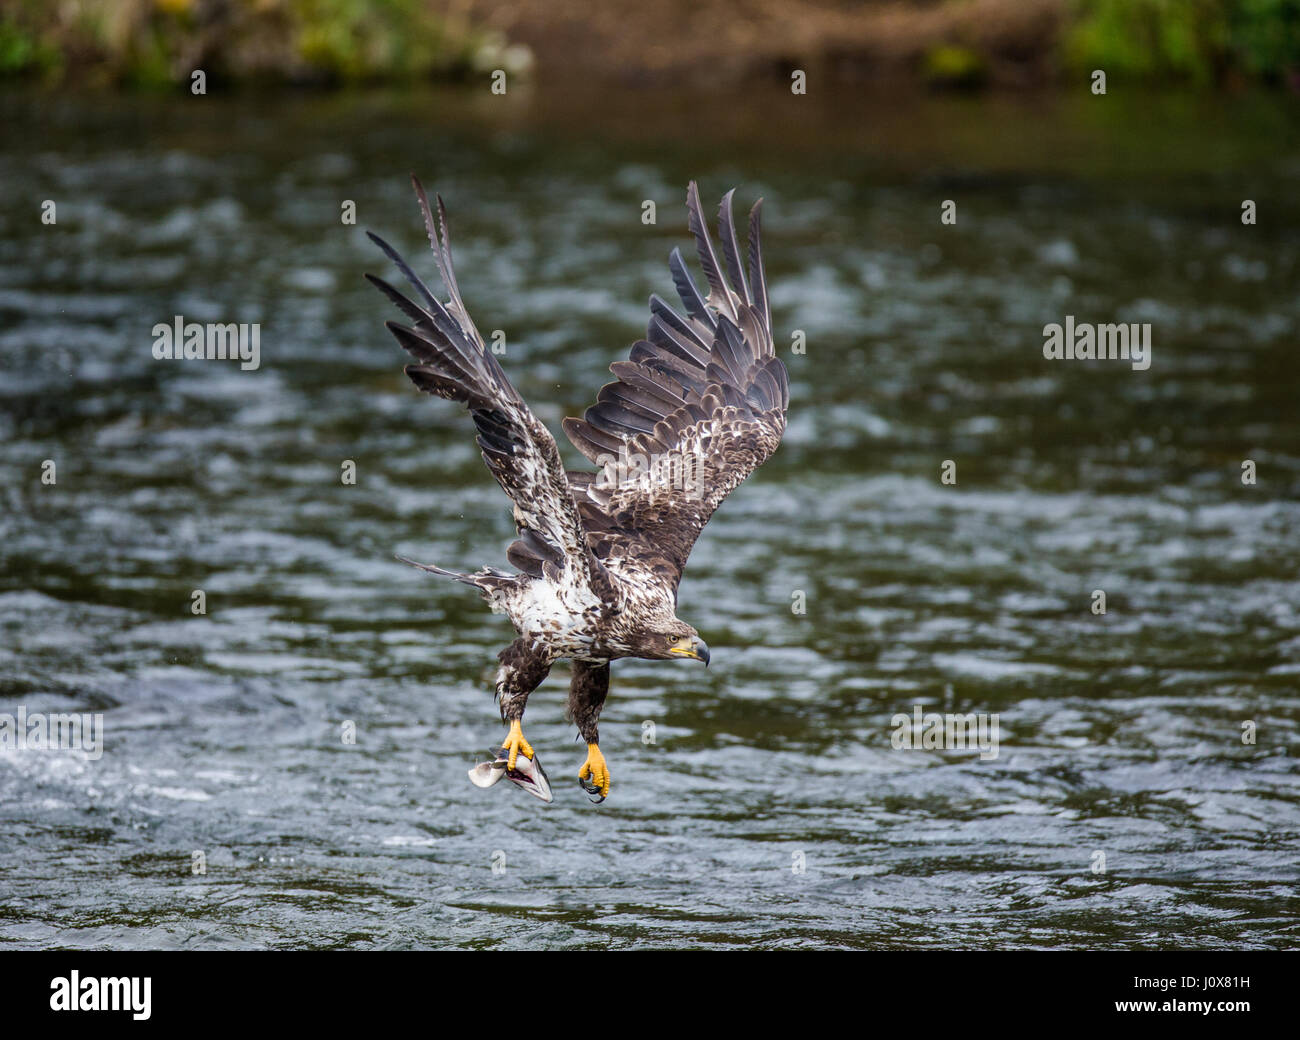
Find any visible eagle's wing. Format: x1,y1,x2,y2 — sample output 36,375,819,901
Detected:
562,183,789,591
368,177,597,585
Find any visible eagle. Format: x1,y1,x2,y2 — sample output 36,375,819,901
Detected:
366,177,789,802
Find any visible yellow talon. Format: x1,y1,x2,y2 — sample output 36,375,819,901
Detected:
502,719,533,771
578,743,611,799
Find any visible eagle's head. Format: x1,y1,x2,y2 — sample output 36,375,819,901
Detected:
637,619,710,666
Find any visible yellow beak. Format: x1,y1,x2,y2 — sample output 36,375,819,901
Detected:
669,638,710,666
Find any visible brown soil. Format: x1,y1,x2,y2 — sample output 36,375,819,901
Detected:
465,0,1069,87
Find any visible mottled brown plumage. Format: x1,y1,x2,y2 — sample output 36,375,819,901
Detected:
368,177,788,799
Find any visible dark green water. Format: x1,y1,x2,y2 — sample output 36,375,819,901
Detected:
1,84,1298,949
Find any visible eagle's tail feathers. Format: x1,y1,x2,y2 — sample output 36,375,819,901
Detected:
394,554,475,583
396,555,525,597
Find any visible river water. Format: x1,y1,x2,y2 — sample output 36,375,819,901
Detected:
1,85,1298,949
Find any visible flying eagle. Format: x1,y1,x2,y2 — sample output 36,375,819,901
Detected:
366,178,789,802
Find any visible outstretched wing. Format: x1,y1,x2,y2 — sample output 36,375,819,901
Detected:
367,177,597,586
562,183,789,591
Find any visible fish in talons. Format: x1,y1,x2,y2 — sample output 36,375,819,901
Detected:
467,744,553,803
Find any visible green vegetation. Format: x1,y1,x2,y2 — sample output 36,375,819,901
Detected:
0,0,511,88
922,44,988,89
0,11,62,81
1067,0,1300,84
1,0,1298,89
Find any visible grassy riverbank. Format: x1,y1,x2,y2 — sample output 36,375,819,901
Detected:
1,0,1298,90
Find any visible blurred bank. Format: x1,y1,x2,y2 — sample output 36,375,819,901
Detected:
2,0,1299,91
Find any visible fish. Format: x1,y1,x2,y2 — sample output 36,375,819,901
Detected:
467,745,553,803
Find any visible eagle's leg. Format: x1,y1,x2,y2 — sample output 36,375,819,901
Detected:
495,638,551,770
569,660,611,800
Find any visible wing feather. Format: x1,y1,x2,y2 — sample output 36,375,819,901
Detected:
686,180,738,322
563,184,788,589
668,246,717,330
368,181,599,589
747,198,770,336
716,188,751,307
